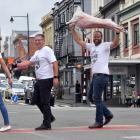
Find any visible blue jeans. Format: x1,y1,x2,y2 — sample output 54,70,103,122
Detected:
88,74,112,124
0,93,10,125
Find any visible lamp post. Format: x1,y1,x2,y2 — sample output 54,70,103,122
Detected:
10,13,30,57
80,0,87,103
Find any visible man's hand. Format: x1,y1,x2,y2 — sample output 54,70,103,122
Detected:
53,78,59,87
68,24,75,33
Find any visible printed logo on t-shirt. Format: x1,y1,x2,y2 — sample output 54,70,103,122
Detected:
34,56,40,70
91,50,98,64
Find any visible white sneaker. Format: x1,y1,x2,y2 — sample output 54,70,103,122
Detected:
0,125,11,132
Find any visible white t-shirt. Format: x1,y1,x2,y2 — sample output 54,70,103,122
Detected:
86,42,112,75
0,53,2,59
30,46,57,79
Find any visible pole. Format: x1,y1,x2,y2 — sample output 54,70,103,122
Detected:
80,0,87,103
27,13,30,58
10,13,30,58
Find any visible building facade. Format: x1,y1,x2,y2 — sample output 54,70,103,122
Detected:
40,12,54,49
51,0,92,98
117,0,140,103
10,30,38,61
40,0,140,105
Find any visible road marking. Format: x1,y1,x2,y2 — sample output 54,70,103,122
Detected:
122,136,140,139
1,125,140,134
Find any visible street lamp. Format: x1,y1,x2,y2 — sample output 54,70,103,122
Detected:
10,13,30,57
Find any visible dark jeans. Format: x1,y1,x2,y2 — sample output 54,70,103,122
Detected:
32,78,54,128
88,74,112,124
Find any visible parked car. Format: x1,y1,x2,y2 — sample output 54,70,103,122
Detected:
24,81,34,104
0,83,8,97
5,82,25,99
0,73,6,82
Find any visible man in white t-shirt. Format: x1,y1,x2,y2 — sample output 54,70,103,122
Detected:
69,25,120,128
17,34,59,130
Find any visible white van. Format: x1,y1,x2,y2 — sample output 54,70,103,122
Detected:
0,73,6,82
18,76,35,83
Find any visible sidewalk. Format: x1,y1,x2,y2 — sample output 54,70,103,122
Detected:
55,93,91,107
55,93,127,108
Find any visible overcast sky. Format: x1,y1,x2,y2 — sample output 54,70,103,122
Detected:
0,0,61,41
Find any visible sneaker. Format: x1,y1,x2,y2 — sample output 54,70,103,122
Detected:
0,125,11,132
104,114,114,125
89,123,103,129
35,124,51,131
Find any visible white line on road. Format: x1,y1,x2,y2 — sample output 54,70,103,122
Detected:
122,136,140,139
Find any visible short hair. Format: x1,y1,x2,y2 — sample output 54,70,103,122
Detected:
94,31,103,38
35,34,45,38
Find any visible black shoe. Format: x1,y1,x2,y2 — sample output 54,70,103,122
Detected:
89,123,103,129
35,124,51,131
104,114,113,125
51,116,56,123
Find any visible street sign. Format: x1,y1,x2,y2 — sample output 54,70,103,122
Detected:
68,56,84,63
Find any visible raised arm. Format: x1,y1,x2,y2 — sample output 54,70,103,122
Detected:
69,25,86,49
110,32,120,49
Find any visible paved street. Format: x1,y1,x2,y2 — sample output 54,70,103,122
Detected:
0,102,140,140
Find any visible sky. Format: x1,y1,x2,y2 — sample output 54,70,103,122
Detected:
0,0,61,42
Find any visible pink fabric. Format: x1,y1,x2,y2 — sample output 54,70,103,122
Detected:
67,6,126,33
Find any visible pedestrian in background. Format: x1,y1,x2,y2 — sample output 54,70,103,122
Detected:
75,80,81,94
75,80,81,103
0,53,12,132
17,34,59,130
69,25,120,128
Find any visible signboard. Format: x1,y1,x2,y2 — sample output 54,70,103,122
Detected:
68,56,90,64
110,66,128,75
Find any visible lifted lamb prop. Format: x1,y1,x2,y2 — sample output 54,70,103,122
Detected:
66,6,126,33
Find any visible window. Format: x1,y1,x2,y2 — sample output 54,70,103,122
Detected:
131,18,139,47
122,23,129,48
133,23,139,46
124,26,128,48
111,16,115,39
69,6,73,20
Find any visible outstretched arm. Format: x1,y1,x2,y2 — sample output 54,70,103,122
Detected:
69,25,86,48
17,60,33,70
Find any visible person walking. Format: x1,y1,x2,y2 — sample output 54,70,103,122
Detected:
69,25,120,128
17,34,59,130
75,80,81,94
0,53,12,132
75,80,81,103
